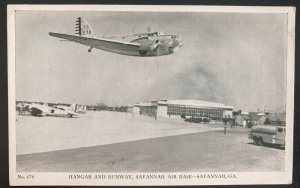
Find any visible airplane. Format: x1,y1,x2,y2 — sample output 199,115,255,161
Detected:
49,17,183,57
29,103,79,118
69,104,87,114
57,104,87,115
16,102,31,115
16,102,30,110
61,103,87,114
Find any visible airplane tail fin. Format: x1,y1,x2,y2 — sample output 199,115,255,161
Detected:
69,103,78,112
75,17,95,37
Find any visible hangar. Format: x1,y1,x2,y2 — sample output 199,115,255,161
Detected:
132,100,233,119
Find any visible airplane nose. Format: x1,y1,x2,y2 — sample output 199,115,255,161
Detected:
176,36,182,47
169,36,183,53
177,35,182,41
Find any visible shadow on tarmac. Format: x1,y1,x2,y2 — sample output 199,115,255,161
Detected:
247,142,285,150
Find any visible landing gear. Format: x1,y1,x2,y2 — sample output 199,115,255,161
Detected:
88,47,93,52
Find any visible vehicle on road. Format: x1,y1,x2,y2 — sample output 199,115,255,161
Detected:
248,125,285,147
184,117,210,123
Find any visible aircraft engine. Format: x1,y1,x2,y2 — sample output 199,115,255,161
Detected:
149,39,161,51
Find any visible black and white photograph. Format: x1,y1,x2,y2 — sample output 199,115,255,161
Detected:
8,5,295,185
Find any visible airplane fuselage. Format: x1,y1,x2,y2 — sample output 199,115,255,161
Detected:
49,17,182,57
49,32,182,57
79,35,181,57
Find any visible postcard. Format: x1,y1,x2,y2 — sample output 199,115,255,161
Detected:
8,5,295,185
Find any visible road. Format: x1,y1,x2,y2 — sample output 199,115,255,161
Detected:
17,128,284,172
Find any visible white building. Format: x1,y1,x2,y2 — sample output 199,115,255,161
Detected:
132,99,233,119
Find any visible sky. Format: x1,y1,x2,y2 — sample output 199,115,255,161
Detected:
15,10,288,111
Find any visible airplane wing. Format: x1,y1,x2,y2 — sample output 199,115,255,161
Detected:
102,31,162,39
49,32,142,51
66,110,79,117
29,103,51,116
29,104,49,113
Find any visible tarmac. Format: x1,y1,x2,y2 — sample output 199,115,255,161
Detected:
17,128,284,172
16,111,284,172
16,111,223,155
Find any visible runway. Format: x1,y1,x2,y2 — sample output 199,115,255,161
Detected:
16,111,223,155
17,128,284,172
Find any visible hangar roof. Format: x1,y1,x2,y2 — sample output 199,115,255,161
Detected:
166,100,233,109
134,99,233,109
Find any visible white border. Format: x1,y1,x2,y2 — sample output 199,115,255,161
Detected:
7,5,295,186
